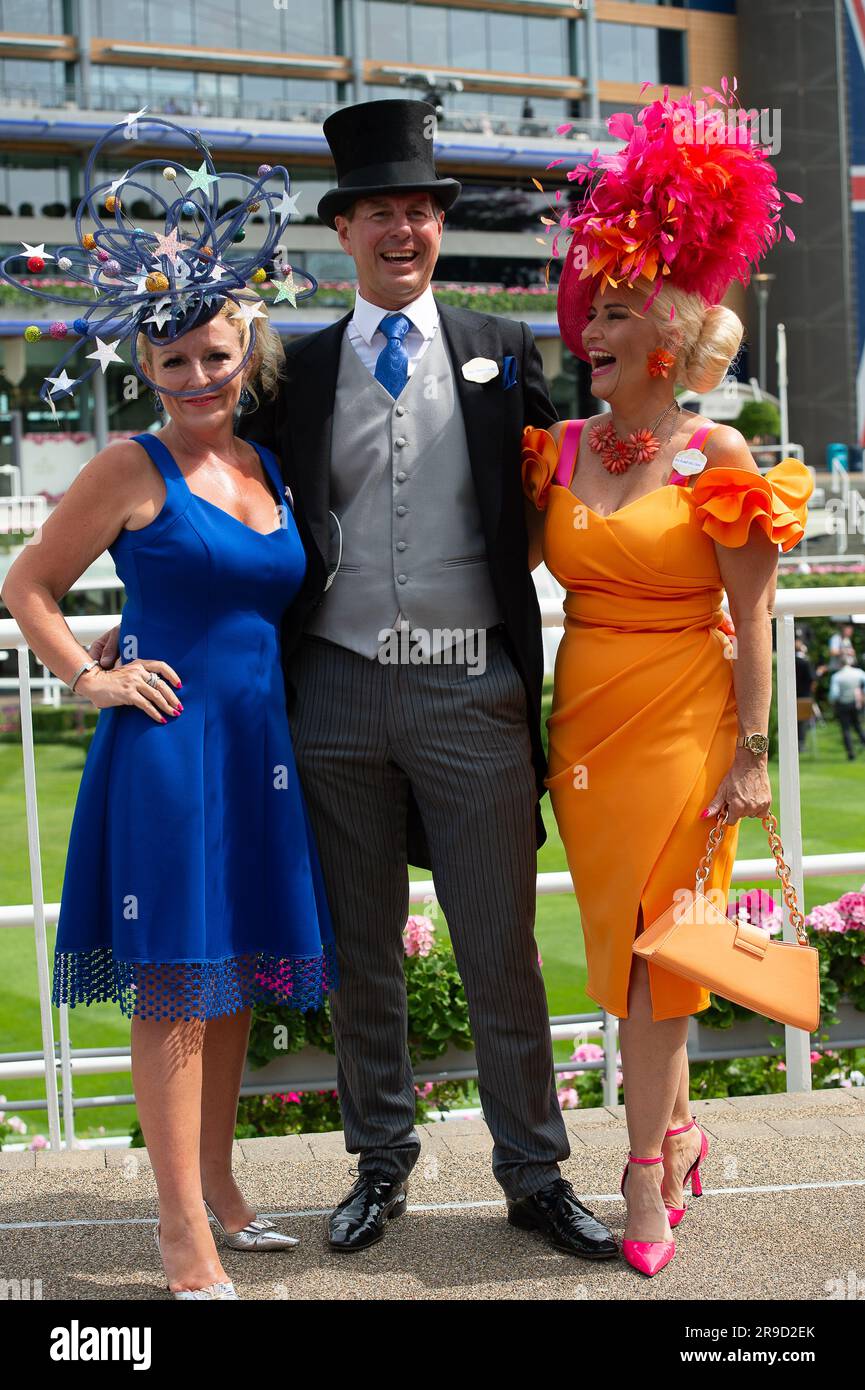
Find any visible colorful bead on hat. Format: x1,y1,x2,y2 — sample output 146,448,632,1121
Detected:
538,77,802,363
0,109,316,420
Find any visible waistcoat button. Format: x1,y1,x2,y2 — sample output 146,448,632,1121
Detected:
396,541,406,551
397,573,407,584
395,437,406,448
396,505,407,515
395,405,405,416
396,471,407,482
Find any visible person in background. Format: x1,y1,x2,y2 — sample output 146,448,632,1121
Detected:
829,653,865,760
795,635,816,753
827,622,857,672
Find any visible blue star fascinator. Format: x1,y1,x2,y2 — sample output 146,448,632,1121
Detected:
0,109,317,418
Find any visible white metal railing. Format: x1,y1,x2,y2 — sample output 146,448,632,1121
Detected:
2,591,865,1147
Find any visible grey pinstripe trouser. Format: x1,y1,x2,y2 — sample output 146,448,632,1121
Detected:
287,628,570,1200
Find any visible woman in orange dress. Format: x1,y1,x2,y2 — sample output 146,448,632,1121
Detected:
523,79,811,1277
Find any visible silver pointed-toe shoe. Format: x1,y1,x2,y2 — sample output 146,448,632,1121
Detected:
154,1223,240,1299
203,1199,300,1251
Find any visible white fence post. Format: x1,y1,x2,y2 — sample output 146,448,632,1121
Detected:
16,645,63,1148
776,612,813,1092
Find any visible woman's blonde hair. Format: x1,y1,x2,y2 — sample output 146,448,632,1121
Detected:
136,286,285,408
630,275,744,394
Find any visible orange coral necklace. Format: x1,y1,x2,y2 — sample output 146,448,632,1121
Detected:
588,400,682,476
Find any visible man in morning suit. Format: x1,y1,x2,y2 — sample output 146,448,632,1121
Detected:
241,98,617,1262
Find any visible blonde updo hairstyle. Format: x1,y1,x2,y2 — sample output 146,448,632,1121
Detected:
137,286,285,409
630,275,744,394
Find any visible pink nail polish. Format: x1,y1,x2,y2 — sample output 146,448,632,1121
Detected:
160,716,167,724
175,703,184,712
177,681,183,688
699,809,709,819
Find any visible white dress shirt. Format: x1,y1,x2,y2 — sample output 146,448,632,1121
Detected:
347,285,439,377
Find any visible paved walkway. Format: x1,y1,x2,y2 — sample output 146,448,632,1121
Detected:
2,1088,864,1300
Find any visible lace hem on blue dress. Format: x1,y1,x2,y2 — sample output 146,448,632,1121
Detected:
52,943,338,1022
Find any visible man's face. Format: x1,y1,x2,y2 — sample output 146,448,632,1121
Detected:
334,192,444,307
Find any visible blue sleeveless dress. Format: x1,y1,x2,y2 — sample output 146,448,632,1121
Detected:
52,432,337,1021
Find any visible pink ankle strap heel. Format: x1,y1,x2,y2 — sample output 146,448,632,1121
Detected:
662,1117,710,1228
619,1154,676,1277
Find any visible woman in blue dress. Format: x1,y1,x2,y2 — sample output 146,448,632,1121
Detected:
2,275,336,1297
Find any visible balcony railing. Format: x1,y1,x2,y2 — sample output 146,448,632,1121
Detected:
2,586,864,1149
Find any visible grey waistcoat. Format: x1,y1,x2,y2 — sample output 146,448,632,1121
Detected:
304,321,503,657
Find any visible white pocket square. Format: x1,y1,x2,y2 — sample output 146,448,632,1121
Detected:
461,356,499,384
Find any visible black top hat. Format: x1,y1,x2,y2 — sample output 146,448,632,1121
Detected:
317,99,461,230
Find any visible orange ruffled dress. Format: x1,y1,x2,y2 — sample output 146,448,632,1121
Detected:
523,423,813,1021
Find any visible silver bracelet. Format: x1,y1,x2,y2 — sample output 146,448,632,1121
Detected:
69,660,98,694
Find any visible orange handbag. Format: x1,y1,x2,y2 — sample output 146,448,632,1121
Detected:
632,809,821,1032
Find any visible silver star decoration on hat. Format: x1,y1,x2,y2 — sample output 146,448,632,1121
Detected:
86,337,124,373
234,299,268,327
124,106,148,131
45,369,79,397
276,188,301,224
21,242,54,262
183,161,220,194
107,170,129,198
143,297,173,331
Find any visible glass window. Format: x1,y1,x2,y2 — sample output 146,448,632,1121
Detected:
194,0,239,48
447,8,487,62
408,4,449,66
147,0,195,45
0,155,70,215
526,18,569,78
367,1,409,63
90,2,148,42
0,58,65,104
0,0,62,31
598,22,660,85
488,13,526,72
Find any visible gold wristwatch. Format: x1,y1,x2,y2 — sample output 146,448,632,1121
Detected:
739,733,770,756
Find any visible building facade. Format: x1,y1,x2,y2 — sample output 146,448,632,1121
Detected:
0,0,853,494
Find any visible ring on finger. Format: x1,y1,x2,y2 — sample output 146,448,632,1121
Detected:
145,670,160,688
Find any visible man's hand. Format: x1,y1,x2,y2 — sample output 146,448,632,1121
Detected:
89,624,121,669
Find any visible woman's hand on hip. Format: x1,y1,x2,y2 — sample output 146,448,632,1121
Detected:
75,659,183,723
703,749,771,827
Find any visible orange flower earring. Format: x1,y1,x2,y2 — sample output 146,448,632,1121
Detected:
647,348,676,378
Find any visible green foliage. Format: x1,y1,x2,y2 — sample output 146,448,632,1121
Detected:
735,400,781,439
247,925,473,1078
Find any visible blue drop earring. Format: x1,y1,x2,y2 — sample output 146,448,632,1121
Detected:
151,389,164,414
239,387,253,411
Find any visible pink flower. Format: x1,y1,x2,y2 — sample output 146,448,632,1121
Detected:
414,1082,434,1098
279,1092,301,1104
809,1052,822,1063
728,889,781,932
537,947,543,968
557,1088,580,1110
403,914,435,958
805,904,847,934
776,1061,787,1071
838,892,865,924
572,1042,605,1063
29,1134,48,1150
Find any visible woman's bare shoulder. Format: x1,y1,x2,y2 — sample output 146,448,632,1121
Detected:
702,423,760,474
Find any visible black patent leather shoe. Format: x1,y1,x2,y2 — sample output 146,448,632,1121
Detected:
326,1173,408,1252
507,1177,619,1259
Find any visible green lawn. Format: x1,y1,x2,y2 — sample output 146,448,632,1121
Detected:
2,718,863,1140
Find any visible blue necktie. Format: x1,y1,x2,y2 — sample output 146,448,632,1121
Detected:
374,312,411,398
